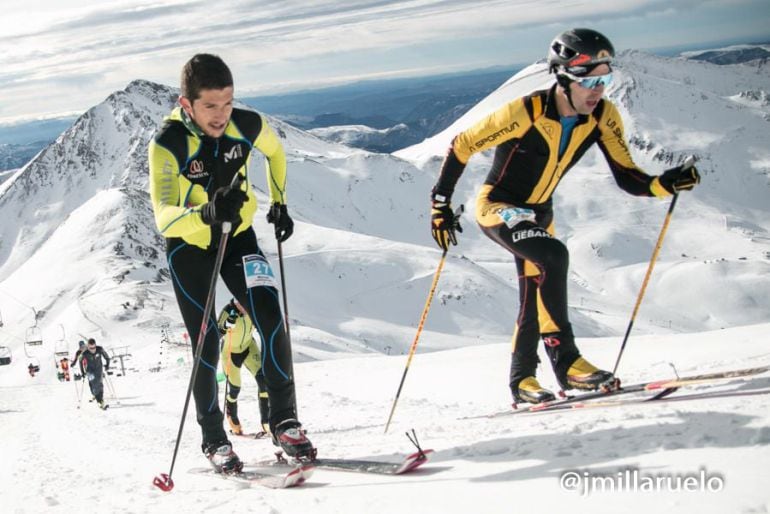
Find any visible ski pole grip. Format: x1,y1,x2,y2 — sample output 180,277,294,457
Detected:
222,173,245,235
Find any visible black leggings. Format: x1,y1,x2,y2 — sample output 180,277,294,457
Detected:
477,211,580,389
167,228,296,444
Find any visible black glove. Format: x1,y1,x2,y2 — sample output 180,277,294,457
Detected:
431,200,463,251
201,184,248,225
266,203,294,243
658,162,700,194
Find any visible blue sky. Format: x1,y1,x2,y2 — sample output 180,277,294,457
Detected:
0,0,768,125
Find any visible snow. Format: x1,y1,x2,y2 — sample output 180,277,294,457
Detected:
1,324,769,513
1,48,770,513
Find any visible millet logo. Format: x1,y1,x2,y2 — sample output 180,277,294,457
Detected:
224,144,243,163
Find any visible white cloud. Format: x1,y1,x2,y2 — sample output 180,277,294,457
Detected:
0,0,766,124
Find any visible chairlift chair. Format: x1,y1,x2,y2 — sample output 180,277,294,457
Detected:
24,326,44,359
0,346,11,366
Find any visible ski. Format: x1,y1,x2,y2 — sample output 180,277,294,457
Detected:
231,430,270,440
462,364,770,419
257,449,434,476
189,463,314,488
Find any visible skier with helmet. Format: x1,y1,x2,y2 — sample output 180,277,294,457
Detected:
429,28,700,405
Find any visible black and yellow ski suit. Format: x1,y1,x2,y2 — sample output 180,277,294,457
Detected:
434,84,672,390
217,304,269,429
149,107,295,446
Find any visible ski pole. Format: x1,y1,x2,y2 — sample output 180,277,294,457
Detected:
384,249,449,433
221,328,234,424
275,238,298,418
611,156,693,375
75,372,85,409
154,174,242,492
276,239,291,343
76,373,87,409
104,371,119,404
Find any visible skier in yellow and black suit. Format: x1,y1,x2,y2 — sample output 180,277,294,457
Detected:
149,54,313,473
429,29,700,405
218,298,270,437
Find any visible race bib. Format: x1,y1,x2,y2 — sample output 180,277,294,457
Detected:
497,207,536,228
242,254,278,289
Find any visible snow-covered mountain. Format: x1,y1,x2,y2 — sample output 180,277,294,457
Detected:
309,123,410,152
682,43,770,65
1,49,769,378
397,50,770,333
0,79,520,372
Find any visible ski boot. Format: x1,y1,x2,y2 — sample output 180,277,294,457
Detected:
273,419,315,460
255,422,271,439
203,440,243,474
565,357,617,391
513,376,556,405
225,399,243,435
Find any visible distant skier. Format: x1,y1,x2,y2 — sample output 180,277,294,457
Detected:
71,341,86,380
218,299,270,438
148,53,313,474
58,357,71,381
79,338,111,409
429,28,700,405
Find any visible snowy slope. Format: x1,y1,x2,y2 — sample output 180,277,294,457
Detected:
1,323,768,514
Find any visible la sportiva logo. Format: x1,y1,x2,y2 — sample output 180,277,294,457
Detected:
472,120,520,150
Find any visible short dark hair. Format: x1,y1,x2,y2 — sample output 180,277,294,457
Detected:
180,54,234,101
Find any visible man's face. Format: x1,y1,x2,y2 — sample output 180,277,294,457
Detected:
180,87,234,138
568,64,611,115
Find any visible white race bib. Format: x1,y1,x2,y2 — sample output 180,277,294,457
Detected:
242,254,278,289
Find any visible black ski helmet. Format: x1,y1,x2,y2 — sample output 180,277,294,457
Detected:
548,28,615,76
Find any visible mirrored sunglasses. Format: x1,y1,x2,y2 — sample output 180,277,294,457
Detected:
564,72,613,90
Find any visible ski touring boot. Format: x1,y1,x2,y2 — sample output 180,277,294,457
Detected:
513,376,556,405
203,440,243,474
273,419,315,460
255,422,271,439
225,399,243,435
565,357,617,391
